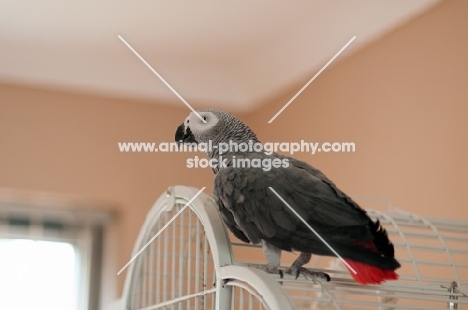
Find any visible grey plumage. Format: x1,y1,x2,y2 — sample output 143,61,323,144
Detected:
175,109,400,283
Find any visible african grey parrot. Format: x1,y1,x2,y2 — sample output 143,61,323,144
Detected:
175,109,400,284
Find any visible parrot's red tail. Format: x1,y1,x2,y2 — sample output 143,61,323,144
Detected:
339,221,400,284
344,259,399,285
343,241,399,284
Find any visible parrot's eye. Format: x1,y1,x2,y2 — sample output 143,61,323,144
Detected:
203,116,207,122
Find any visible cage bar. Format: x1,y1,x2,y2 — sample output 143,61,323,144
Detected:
108,186,468,310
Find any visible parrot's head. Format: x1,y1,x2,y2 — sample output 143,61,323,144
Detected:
175,109,259,147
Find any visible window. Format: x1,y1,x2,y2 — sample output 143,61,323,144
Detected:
0,200,113,310
0,239,76,310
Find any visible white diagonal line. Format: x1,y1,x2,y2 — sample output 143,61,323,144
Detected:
117,187,206,275
118,35,206,123
140,288,217,310
268,36,356,123
268,187,357,274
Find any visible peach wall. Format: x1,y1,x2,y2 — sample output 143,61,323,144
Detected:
246,0,468,220
0,84,215,293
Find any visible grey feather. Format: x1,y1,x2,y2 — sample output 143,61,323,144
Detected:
175,109,400,270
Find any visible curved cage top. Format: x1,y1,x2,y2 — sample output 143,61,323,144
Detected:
109,186,468,310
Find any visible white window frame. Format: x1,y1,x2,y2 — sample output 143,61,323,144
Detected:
0,200,115,310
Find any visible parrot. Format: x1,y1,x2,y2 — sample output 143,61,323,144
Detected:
175,109,400,284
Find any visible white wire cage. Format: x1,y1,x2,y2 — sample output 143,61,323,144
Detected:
108,186,468,310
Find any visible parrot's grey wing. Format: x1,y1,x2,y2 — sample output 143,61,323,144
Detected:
215,193,251,243
284,155,364,210
269,154,371,227
214,168,271,245
213,154,373,251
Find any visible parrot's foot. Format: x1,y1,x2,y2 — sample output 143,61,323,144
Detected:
284,266,331,282
250,264,282,276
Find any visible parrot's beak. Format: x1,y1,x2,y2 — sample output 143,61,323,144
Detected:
175,123,197,145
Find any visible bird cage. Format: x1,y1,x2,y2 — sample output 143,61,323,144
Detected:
108,186,468,310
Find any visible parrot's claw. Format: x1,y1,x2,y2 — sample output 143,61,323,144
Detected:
278,269,284,279
285,266,331,282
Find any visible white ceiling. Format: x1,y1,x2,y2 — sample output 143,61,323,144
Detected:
0,0,441,111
